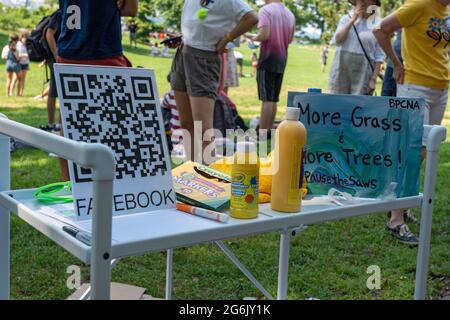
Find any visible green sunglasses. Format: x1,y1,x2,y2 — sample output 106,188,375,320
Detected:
34,181,73,204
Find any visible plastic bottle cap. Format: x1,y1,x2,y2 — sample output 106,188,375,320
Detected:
285,107,300,121
236,141,256,153
308,88,322,93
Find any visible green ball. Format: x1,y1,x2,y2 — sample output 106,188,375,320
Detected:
197,8,208,20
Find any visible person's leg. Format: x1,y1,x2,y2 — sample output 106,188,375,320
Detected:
10,73,18,96
47,97,56,125
427,88,448,128
174,91,194,161
5,72,13,96
190,96,215,164
238,59,243,77
257,69,277,131
19,69,27,96
389,84,418,229
15,71,23,96
46,59,57,127
260,101,277,131
182,45,221,163
386,84,443,245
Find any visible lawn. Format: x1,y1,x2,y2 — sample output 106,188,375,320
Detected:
0,30,449,300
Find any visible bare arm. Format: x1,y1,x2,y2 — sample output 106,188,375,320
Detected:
373,13,403,83
335,8,361,44
251,26,269,42
12,49,20,61
216,11,258,54
289,25,295,44
228,11,259,42
117,0,138,17
367,62,382,93
46,28,58,59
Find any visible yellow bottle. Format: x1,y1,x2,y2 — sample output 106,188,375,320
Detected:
271,107,307,213
230,142,260,219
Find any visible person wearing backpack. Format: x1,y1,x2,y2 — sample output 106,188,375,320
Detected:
56,0,137,66
56,0,138,181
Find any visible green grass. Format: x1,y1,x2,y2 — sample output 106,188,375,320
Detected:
0,31,449,300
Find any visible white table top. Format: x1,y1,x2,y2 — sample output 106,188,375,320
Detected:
0,189,422,264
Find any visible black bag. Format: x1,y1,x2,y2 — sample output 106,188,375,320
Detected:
231,109,249,131
213,95,236,138
26,12,57,62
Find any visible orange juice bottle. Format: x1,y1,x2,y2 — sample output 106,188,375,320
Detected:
271,107,307,213
230,142,259,219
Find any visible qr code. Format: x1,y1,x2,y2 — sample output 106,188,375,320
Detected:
58,71,168,183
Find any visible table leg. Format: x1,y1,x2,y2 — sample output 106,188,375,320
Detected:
277,230,291,300
90,180,113,300
166,249,173,300
0,132,10,300
414,144,440,300
0,205,10,300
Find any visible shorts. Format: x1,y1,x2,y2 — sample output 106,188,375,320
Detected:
257,69,284,103
48,58,58,98
130,32,137,41
20,63,29,71
328,51,373,95
52,55,133,98
397,83,448,145
57,55,132,67
170,44,221,100
6,62,20,73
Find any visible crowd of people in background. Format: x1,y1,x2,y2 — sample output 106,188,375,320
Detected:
1,0,449,246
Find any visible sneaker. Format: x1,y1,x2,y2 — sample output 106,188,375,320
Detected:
40,124,55,131
386,223,419,246
404,210,420,225
53,123,62,132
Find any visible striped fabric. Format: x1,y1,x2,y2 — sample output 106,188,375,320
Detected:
161,90,183,144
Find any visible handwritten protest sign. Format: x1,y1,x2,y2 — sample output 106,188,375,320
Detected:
291,93,424,198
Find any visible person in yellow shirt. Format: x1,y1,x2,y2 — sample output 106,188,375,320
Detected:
374,0,450,245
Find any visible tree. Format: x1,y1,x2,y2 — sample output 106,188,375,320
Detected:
132,0,404,43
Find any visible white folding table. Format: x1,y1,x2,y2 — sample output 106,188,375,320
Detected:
0,114,446,300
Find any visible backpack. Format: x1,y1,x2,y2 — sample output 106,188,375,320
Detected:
26,12,57,62
214,95,236,138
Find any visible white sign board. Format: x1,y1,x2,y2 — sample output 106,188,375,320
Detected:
55,64,175,220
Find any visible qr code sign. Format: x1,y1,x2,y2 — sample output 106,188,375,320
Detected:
58,69,168,183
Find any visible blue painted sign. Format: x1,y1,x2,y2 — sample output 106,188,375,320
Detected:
291,93,425,198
